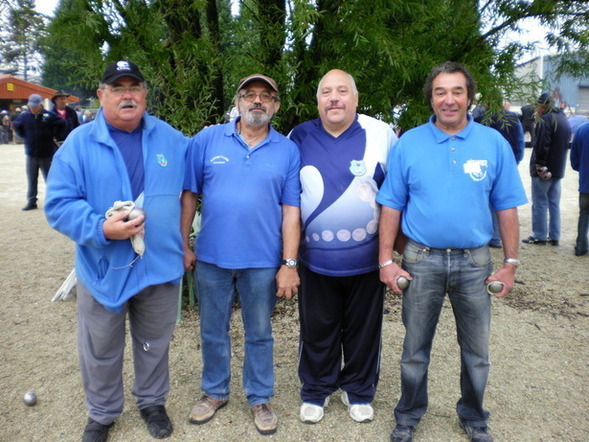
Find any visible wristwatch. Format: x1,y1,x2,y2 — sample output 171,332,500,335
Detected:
503,258,520,267
281,258,298,269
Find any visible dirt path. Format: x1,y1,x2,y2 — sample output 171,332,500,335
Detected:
0,143,587,441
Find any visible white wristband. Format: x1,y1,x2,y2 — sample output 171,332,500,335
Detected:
379,260,394,269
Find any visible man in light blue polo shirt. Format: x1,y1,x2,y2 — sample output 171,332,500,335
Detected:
377,62,527,442
181,74,301,436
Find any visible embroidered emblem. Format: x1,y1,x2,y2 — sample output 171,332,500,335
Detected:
116,61,131,71
156,154,168,167
349,160,367,176
211,155,230,164
463,159,488,181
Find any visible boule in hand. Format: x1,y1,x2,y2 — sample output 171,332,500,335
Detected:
125,206,146,225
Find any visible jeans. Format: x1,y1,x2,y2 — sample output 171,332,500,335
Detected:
394,240,493,428
26,155,52,204
531,176,562,241
575,192,589,255
195,260,277,406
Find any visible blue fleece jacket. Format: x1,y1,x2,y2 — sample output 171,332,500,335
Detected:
45,109,189,311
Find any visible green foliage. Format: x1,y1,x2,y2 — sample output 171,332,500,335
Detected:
34,0,589,135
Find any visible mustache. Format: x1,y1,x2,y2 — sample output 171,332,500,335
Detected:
248,104,266,111
118,100,138,110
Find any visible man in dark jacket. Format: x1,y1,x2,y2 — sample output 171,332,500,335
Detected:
51,90,80,140
523,92,572,245
13,93,66,211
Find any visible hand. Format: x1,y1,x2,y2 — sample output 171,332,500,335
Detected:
102,210,145,240
485,264,516,297
275,266,300,300
380,262,412,295
183,246,196,271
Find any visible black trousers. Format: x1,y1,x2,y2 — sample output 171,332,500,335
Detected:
298,265,385,405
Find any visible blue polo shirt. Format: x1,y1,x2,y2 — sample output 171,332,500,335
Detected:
184,118,301,269
376,115,527,249
289,114,396,276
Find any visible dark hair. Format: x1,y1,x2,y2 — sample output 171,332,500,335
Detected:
423,61,477,108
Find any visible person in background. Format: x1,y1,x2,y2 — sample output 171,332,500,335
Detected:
45,60,189,442
13,94,66,211
181,74,301,436
522,92,572,246
570,122,589,256
378,61,527,442
473,101,525,248
288,69,396,425
51,90,80,140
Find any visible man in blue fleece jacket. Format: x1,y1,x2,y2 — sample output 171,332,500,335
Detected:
45,60,189,442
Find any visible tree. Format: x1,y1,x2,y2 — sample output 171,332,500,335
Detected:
40,0,589,134
0,0,46,80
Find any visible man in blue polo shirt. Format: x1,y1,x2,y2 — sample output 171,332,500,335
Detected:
289,69,397,425
377,62,527,442
181,74,301,435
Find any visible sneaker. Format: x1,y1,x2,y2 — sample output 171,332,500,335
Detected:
548,238,559,246
300,397,330,424
460,423,494,442
140,405,173,439
522,236,546,245
22,202,37,211
82,418,113,442
189,395,228,425
251,403,278,435
340,391,373,423
390,424,414,442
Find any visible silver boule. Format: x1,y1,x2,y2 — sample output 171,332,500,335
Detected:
487,281,504,295
125,206,146,224
397,276,410,291
23,391,37,406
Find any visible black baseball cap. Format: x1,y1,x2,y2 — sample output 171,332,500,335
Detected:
102,60,145,84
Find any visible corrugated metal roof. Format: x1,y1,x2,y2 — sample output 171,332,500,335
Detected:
0,74,80,103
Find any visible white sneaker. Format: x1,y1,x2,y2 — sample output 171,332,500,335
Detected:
300,397,330,424
340,391,374,423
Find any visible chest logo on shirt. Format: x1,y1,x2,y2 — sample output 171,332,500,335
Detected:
210,155,230,164
349,160,367,177
156,154,168,167
463,159,488,181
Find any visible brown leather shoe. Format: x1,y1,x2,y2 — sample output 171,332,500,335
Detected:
251,403,277,435
189,395,228,425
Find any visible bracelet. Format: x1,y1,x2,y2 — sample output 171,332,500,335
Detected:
379,259,394,269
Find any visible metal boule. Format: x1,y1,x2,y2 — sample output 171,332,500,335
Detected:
125,206,146,224
487,280,504,294
23,391,37,406
397,276,410,291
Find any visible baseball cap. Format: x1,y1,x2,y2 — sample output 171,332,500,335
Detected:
101,60,145,85
27,94,43,107
537,92,553,105
236,74,278,93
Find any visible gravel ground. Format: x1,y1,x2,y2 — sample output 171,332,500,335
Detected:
0,143,587,442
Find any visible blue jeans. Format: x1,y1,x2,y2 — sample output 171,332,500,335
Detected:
394,240,493,428
195,260,277,406
531,177,562,240
576,193,589,255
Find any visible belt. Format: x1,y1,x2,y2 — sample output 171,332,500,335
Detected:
407,239,486,255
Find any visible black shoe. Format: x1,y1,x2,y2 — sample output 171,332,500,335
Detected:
488,242,502,248
548,239,559,246
522,236,546,245
391,424,414,442
460,422,493,442
22,202,37,211
575,249,588,256
82,418,113,442
140,405,173,439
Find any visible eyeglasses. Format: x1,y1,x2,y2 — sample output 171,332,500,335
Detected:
103,85,145,95
238,92,277,103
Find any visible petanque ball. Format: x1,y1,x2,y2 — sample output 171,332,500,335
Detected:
23,391,37,406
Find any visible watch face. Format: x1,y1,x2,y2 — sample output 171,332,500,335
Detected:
284,258,298,268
